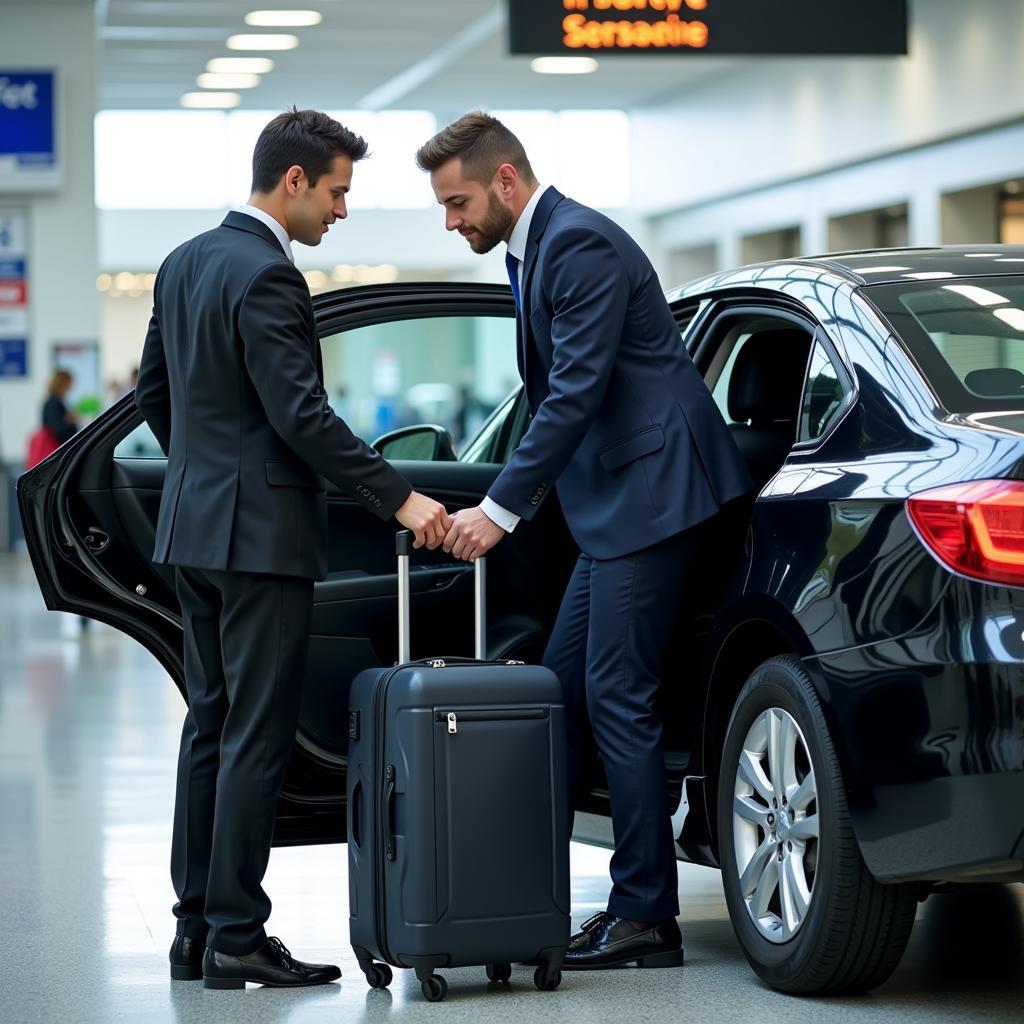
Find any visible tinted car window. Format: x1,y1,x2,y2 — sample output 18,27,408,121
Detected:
320,315,518,457
866,276,1024,411
799,341,847,442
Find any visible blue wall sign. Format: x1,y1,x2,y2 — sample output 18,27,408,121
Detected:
0,71,60,190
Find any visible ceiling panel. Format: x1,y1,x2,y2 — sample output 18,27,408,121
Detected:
81,0,738,113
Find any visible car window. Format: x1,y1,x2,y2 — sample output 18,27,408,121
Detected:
115,420,163,459
709,333,752,423
320,314,519,459
799,341,848,442
866,276,1024,412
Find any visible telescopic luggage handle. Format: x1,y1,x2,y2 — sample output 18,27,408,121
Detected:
396,530,486,663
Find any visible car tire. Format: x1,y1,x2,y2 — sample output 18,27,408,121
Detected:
717,654,918,994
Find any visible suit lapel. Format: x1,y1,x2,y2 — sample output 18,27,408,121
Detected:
520,187,563,328
517,188,564,391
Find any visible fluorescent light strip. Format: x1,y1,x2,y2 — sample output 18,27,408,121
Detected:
181,91,241,108
531,57,599,74
245,10,322,27
207,57,275,74
197,73,261,90
227,34,299,51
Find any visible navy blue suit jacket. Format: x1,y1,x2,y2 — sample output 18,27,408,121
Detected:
487,189,752,560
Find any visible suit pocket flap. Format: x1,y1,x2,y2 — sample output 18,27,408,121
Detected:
599,425,665,471
265,460,321,489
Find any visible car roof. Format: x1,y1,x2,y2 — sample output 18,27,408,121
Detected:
669,245,1024,300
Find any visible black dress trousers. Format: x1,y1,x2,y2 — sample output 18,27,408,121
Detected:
542,523,709,923
170,566,313,955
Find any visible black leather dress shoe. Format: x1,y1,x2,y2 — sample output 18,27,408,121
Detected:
562,912,685,970
202,936,341,989
169,935,206,981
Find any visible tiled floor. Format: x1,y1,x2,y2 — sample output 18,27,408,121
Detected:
1,552,1022,1023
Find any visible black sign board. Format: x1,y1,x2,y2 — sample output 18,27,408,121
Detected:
508,1,908,57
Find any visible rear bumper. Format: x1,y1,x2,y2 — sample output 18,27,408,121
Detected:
809,620,1024,883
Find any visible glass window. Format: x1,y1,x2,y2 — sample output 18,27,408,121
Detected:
799,342,847,442
115,421,164,459
867,276,1024,411
709,333,752,424
320,315,520,459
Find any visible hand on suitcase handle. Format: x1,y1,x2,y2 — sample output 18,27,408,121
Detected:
395,490,450,550
442,505,506,562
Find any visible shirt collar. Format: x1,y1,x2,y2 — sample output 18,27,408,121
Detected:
506,184,550,264
234,204,294,263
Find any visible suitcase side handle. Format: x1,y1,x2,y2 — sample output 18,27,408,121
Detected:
396,529,486,662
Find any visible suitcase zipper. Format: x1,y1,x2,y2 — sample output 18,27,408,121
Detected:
437,707,549,735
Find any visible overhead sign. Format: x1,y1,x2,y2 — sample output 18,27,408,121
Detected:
0,71,60,191
509,1,908,56
0,210,29,378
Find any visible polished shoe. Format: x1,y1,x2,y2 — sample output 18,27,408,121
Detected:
169,935,206,981
202,936,341,989
562,912,684,970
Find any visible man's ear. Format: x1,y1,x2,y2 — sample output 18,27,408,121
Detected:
284,164,306,196
496,162,519,198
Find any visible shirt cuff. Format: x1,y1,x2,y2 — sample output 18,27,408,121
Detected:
480,496,520,534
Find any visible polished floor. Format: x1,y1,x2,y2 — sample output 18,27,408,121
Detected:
1,551,1022,1023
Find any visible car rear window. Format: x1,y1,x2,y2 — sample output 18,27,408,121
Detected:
865,276,1024,411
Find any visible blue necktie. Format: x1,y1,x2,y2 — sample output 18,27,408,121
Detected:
505,250,521,311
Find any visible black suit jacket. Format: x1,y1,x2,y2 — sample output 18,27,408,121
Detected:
135,211,411,580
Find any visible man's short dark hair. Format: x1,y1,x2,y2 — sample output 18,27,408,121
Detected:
416,111,535,185
251,107,368,194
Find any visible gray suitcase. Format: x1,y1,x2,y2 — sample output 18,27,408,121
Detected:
347,531,569,1002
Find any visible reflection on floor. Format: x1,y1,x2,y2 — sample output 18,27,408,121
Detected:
1,552,1022,1023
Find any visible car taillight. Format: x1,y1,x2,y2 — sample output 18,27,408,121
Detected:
906,479,1024,586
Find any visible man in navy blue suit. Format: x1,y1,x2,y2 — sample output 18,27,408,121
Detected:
417,113,751,970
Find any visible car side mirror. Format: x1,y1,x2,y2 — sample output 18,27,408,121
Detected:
372,424,458,462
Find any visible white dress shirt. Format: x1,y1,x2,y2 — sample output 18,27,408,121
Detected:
234,203,294,263
480,184,551,534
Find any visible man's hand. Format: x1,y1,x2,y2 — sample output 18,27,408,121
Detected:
395,491,451,550
443,506,505,562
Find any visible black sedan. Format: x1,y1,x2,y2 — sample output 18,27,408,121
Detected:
19,246,1024,995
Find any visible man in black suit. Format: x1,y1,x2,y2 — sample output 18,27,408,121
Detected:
136,109,449,989
418,113,751,971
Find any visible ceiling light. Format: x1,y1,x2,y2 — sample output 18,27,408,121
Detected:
197,72,261,89
530,57,599,74
181,91,241,108
227,34,299,51
245,10,322,27
207,57,275,74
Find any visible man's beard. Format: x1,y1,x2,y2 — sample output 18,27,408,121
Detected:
468,188,514,254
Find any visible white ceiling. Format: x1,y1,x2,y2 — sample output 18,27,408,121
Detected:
87,0,740,113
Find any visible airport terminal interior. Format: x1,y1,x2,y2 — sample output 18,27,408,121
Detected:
4,1,1024,1021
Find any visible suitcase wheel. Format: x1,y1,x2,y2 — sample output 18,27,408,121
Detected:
421,974,448,1002
534,965,561,992
364,963,393,990
486,963,512,984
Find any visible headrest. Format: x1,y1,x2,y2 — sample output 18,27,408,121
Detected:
727,329,813,424
964,367,1024,397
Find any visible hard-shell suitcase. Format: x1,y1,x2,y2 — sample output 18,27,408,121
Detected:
347,531,569,1002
